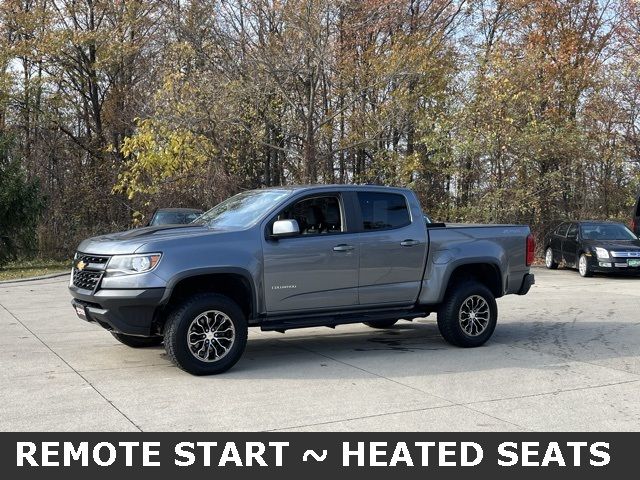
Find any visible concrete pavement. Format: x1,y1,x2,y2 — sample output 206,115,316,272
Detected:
1,267,639,431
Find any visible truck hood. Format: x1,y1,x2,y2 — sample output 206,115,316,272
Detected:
77,224,214,255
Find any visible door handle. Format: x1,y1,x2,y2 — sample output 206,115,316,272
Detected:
400,239,420,247
333,244,355,252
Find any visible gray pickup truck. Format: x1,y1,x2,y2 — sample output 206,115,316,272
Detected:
69,185,535,375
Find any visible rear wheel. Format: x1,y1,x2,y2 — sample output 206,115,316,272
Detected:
111,332,163,348
545,247,558,269
364,319,399,329
164,293,247,375
578,253,592,277
437,281,497,347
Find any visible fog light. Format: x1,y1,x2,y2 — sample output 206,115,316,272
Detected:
599,262,612,267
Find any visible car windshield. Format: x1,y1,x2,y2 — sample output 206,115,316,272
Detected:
194,190,291,229
150,211,202,226
581,224,637,241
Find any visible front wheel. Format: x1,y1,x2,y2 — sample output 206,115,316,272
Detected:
545,247,558,269
578,254,592,277
164,293,248,375
437,281,497,347
111,332,163,348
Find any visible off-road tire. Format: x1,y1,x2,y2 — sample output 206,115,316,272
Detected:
164,293,248,375
111,332,163,348
437,281,497,348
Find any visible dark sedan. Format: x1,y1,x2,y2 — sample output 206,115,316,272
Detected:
148,208,203,226
544,221,640,277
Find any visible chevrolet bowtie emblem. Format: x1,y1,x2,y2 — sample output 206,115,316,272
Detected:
76,261,86,271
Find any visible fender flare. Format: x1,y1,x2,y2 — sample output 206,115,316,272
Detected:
440,257,505,300
160,267,258,317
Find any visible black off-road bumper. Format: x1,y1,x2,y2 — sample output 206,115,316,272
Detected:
69,286,165,336
517,273,535,295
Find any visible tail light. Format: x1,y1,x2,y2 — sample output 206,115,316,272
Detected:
526,233,535,267
632,218,637,234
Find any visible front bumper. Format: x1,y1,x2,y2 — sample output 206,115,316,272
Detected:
589,256,640,274
69,285,165,336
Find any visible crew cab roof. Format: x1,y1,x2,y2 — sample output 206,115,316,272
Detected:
260,184,412,194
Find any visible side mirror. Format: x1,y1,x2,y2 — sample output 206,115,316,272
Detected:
271,219,300,239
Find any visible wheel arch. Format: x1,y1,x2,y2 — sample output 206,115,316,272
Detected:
158,268,257,331
443,261,503,299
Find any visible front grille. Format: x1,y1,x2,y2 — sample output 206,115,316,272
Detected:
610,250,640,258
73,269,103,290
72,252,110,291
76,253,110,267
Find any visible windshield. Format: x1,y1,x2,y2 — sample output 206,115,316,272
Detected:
581,224,637,241
150,211,202,226
194,190,290,229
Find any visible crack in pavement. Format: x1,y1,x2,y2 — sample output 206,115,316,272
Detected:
255,331,530,431
0,277,70,289
265,403,479,432
0,301,143,432
266,367,639,431
257,329,640,432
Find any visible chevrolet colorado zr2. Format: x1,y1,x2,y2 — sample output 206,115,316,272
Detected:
69,185,535,375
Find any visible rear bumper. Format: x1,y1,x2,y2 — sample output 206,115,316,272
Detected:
517,273,535,295
69,286,165,336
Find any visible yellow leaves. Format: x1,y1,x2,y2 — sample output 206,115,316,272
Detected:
131,210,145,227
115,118,217,200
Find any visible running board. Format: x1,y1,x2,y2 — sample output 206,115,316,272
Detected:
260,309,428,333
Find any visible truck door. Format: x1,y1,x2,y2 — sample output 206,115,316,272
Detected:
563,223,579,266
262,193,359,313
355,191,427,305
550,223,568,262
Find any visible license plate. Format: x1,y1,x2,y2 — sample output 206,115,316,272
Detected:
74,304,87,320
629,259,640,267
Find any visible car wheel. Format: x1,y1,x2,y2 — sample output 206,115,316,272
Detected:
164,293,248,375
111,332,163,348
545,247,558,269
578,253,592,277
437,281,497,348
364,319,399,329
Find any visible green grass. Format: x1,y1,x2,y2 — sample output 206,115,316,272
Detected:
0,259,70,281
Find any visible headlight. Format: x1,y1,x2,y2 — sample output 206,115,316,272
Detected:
594,247,609,259
106,253,162,276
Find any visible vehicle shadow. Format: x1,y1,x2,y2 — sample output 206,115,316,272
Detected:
220,318,640,379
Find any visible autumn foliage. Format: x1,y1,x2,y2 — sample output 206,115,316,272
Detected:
0,0,639,258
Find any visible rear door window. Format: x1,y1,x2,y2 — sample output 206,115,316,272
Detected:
566,223,578,239
357,192,411,231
